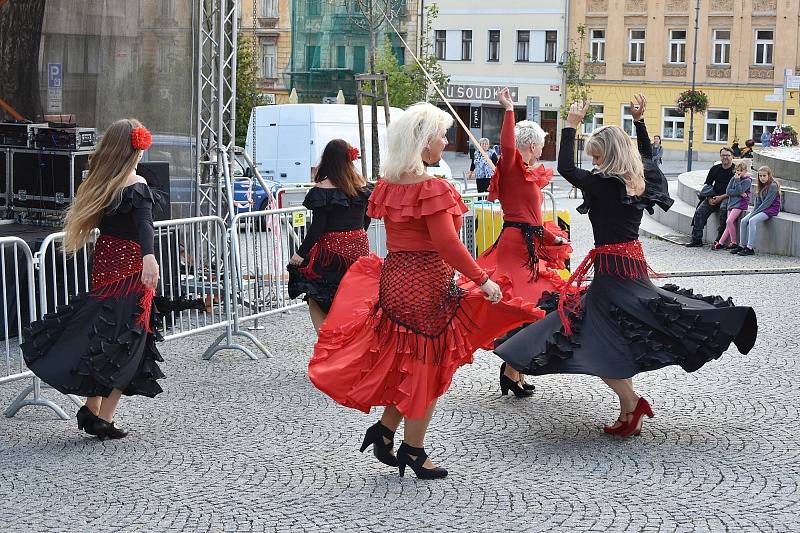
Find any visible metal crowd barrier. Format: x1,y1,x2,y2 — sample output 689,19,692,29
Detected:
153,215,268,361
0,237,73,419
229,208,310,345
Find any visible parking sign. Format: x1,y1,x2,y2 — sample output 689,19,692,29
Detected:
47,63,63,112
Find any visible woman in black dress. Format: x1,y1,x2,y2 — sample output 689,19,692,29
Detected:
22,118,163,440
496,95,757,437
287,139,372,331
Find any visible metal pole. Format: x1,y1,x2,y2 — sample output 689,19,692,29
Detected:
781,68,790,126
687,0,700,172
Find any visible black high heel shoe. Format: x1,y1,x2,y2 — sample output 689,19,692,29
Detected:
396,442,448,479
359,421,398,467
76,406,102,435
92,419,128,440
499,363,533,397
501,362,535,391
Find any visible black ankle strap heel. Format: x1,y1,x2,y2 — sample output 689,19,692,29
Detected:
396,442,448,479
360,421,398,467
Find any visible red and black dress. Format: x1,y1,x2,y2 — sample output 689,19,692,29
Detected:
22,183,164,398
496,123,758,378
308,178,543,419
478,109,571,307
287,186,372,313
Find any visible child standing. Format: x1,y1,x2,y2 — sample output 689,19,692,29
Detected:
714,161,752,250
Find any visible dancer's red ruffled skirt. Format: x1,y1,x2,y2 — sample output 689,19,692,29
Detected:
476,222,569,305
308,253,543,419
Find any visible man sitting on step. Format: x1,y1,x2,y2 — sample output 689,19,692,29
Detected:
686,147,735,247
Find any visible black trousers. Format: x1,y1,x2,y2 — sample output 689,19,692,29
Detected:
476,178,491,193
691,200,727,243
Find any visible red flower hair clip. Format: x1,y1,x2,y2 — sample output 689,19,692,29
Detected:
348,146,360,161
131,126,152,151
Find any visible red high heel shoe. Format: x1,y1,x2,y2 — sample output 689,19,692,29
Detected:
603,416,629,435
618,398,654,437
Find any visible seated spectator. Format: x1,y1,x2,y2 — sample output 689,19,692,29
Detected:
740,139,755,158
686,147,735,247
730,140,742,157
471,137,498,193
731,166,781,256
714,161,752,250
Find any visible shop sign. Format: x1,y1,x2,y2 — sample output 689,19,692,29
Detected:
445,84,519,102
470,107,481,128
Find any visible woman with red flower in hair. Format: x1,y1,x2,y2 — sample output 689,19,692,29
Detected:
22,118,163,440
287,139,372,331
477,88,572,397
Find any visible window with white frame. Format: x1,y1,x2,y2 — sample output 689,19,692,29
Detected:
590,29,605,62
262,43,276,78
705,109,729,143
668,30,686,64
751,111,778,141
622,105,637,137
712,30,731,65
436,30,476,61
516,31,530,62
461,30,472,61
754,30,774,65
261,0,277,17
583,105,604,134
662,107,685,140
435,30,446,60
628,29,645,63
488,30,500,62
545,31,558,63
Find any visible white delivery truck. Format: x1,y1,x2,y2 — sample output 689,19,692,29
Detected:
244,103,452,185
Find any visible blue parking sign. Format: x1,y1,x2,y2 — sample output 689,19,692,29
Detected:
48,63,62,88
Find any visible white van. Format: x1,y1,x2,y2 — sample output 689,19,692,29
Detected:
244,103,452,185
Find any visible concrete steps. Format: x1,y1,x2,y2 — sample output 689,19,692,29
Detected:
647,171,800,256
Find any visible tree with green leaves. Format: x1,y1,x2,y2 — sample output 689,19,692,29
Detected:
559,24,595,123
235,34,262,146
373,5,449,109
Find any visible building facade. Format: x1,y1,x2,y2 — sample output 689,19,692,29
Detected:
287,0,419,104
429,1,568,159
239,0,292,104
570,0,800,160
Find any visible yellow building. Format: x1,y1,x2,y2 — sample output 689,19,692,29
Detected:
569,0,800,160
238,0,292,104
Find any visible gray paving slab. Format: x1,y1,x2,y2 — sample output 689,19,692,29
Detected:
0,204,798,532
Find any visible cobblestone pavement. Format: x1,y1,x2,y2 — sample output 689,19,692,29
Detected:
1,206,799,532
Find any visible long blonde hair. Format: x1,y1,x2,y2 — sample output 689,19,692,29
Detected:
756,165,781,196
383,102,453,181
62,118,145,253
584,125,645,196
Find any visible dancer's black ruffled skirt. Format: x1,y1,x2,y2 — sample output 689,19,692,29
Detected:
21,292,165,398
495,274,758,378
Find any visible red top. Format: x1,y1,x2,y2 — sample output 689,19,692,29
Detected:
488,110,557,244
368,178,489,285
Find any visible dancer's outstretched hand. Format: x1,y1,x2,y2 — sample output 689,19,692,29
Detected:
631,94,647,121
480,278,502,304
498,87,514,111
566,101,591,129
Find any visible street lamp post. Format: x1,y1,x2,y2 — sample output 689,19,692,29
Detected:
686,0,701,171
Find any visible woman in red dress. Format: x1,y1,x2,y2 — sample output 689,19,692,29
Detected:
308,103,542,479
477,88,571,397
